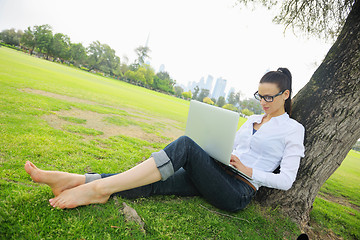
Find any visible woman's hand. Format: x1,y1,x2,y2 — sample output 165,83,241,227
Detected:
230,154,253,178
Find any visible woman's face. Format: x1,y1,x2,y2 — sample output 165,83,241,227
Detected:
258,82,289,117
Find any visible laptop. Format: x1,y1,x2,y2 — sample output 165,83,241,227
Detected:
185,100,252,180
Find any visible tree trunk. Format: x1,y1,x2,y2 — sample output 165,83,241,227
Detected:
255,0,360,225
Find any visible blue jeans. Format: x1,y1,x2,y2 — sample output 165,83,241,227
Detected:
100,136,255,212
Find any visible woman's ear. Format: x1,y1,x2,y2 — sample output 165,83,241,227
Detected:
283,89,290,100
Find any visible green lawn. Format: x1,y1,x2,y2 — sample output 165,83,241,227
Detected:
0,46,358,239
311,150,360,239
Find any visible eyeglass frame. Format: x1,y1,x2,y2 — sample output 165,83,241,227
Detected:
254,90,285,102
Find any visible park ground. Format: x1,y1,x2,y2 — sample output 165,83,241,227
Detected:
0,47,359,239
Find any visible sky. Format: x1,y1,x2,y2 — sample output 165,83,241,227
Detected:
0,0,333,98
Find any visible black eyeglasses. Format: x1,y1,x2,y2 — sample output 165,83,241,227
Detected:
254,90,284,102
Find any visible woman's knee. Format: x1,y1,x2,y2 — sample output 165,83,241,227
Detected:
177,135,194,146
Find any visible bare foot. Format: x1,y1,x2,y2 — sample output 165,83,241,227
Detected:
24,161,85,196
49,181,110,209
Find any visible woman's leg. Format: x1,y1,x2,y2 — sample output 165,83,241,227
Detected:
24,161,85,196
49,157,162,209
161,136,255,212
81,136,254,211
37,135,254,210
94,168,200,199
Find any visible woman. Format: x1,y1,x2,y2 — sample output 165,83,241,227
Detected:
24,68,305,211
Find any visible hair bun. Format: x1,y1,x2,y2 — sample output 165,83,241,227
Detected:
277,67,292,80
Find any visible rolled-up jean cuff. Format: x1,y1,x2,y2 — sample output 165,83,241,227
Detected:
85,173,101,183
151,149,174,181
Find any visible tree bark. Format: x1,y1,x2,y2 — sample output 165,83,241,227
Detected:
255,0,360,225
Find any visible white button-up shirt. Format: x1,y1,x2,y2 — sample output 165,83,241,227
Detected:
232,113,305,190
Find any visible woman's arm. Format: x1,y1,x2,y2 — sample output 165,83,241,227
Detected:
252,124,305,190
230,154,253,178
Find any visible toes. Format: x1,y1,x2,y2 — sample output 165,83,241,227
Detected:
50,197,67,209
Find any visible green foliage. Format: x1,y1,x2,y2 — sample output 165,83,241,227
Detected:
21,26,36,54
217,96,226,107
197,88,210,101
50,33,70,61
352,141,360,151
69,42,87,67
203,97,214,105
192,85,200,100
3,24,178,96
87,41,120,76
174,85,184,97
239,98,263,114
223,103,238,112
236,0,355,39
182,90,192,100
153,71,175,94
241,108,254,116
135,45,151,65
34,24,53,57
0,28,23,46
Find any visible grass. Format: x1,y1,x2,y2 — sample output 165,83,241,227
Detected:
0,46,358,239
59,116,87,124
64,125,104,136
310,150,360,239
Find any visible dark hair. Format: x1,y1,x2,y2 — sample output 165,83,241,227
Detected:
259,67,292,115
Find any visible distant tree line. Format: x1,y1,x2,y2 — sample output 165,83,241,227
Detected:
174,84,263,116
352,141,360,152
0,25,175,95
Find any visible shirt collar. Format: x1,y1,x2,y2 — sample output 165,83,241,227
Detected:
251,112,289,124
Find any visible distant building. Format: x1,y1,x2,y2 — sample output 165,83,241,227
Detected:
212,77,227,100
205,75,214,93
158,64,165,72
226,87,236,100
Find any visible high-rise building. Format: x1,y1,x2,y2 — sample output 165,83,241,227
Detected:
158,64,165,72
226,87,236,100
205,75,214,93
212,77,227,100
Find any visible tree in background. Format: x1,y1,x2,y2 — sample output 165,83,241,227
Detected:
182,90,192,100
135,45,151,65
203,97,214,105
142,65,155,86
152,71,175,94
239,98,263,114
100,44,120,76
227,91,243,108
216,96,226,107
237,0,360,224
192,86,200,100
87,41,120,76
33,24,53,59
50,33,70,62
0,28,23,46
241,108,254,116
174,86,184,98
197,88,210,101
222,103,238,112
227,91,237,106
21,26,36,55
2,24,177,96
69,43,87,67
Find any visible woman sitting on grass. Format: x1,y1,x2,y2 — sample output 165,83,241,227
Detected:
25,68,304,211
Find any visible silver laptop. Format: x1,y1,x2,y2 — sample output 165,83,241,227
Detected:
185,100,252,180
